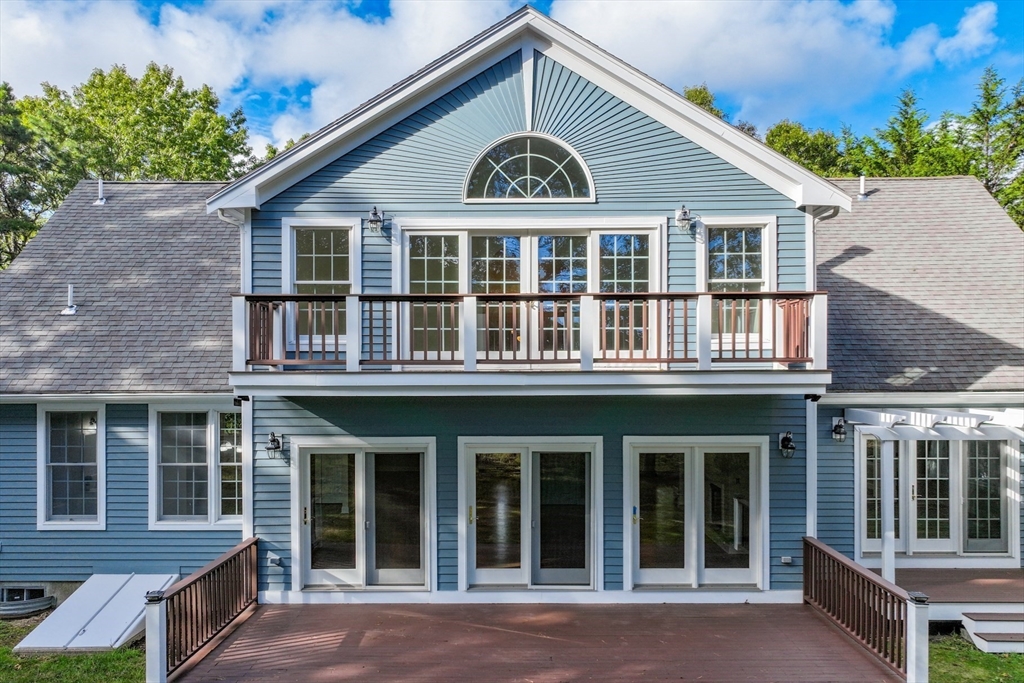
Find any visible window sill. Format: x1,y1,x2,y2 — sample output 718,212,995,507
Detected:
148,519,243,532
37,520,105,532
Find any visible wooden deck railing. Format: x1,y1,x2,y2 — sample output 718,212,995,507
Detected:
803,537,930,681
236,291,825,371
146,537,258,682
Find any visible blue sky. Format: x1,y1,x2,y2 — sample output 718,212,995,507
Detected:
2,1,1021,152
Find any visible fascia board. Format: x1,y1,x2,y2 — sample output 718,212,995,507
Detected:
207,15,534,213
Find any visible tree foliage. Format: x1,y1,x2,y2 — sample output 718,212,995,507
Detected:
764,120,844,176
683,83,758,138
0,83,45,269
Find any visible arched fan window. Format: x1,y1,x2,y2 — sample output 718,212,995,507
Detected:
464,134,593,201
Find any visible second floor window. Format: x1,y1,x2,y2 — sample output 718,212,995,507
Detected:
294,228,351,336
708,226,764,334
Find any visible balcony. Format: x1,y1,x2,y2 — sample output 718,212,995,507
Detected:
232,292,827,391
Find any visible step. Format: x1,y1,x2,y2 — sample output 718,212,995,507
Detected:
962,612,1024,635
967,631,1024,654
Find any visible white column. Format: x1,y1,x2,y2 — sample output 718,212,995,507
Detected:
906,594,930,683
579,295,594,371
345,295,360,372
696,294,712,370
880,439,896,583
811,293,828,369
232,296,246,372
144,592,167,683
462,296,477,372
806,400,818,536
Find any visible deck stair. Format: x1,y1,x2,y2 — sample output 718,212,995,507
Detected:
961,611,1024,654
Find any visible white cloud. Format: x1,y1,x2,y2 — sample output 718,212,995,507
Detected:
0,0,1004,145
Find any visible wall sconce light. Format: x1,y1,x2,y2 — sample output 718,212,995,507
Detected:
779,431,797,458
367,207,385,235
675,204,701,230
233,395,250,407
832,417,848,443
266,432,283,458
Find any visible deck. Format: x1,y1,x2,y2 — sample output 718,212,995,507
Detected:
177,603,901,682
894,568,1024,604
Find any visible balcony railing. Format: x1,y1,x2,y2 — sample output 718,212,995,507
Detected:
233,291,827,372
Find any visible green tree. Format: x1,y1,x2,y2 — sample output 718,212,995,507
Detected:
683,83,757,138
0,83,45,269
764,119,844,175
19,63,251,209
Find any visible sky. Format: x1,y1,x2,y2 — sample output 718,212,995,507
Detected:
2,0,1022,154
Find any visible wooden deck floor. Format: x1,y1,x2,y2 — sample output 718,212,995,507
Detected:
895,568,1024,604
178,604,902,682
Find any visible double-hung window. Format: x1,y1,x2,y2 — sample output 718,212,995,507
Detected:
150,409,242,528
37,407,106,530
707,226,764,334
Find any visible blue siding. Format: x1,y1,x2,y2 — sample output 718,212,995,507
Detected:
816,405,855,557
253,395,807,592
252,51,807,295
0,404,240,582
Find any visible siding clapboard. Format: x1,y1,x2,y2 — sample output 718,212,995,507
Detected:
0,403,240,582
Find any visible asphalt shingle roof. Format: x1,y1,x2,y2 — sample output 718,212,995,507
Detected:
0,181,235,394
818,176,1024,393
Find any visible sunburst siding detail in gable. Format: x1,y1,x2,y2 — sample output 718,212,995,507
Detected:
252,51,808,295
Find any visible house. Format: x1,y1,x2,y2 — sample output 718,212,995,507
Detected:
1,6,1020,636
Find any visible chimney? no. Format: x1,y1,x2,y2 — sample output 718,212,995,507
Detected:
93,179,107,206
60,284,78,316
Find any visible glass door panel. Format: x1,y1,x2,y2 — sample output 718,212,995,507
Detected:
702,451,754,583
863,438,904,553
911,441,956,552
537,235,587,356
472,236,522,359
307,453,360,586
409,235,460,357
635,452,692,586
470,452,525,585
367,452,424,585
533,452,590,586
964,441,1007,553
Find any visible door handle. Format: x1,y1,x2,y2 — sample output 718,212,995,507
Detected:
469,505,474,525
911,485,916,501
303,507,309,525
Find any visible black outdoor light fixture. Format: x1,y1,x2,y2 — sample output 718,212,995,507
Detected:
779,431,797,458
367,206,385,234
832,417,848,443
675,204,701,231
266,432,283,458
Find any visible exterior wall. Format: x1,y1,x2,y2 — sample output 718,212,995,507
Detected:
0,403,240,582
251,50,806,296
252,394,808,593
815,404,1024,566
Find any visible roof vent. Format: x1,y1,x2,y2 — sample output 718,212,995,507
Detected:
93,179,107,206
60,285,77,316
857,175,868,201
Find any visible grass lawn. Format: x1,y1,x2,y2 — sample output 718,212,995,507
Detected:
0,612,144,683
930,633,1024,683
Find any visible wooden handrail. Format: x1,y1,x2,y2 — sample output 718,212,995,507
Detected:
803,536,916,679
163,537,258,599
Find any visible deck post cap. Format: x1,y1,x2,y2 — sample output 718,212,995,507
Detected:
907,591,929,604
145,590,165,603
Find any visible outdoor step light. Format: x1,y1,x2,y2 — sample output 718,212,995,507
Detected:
779,431,797,458
832,417,848,442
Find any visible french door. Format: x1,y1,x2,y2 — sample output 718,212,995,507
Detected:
630,446,760,587
467,447,593,588
304,451,425,588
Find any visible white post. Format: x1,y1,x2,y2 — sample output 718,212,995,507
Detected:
906,593,930,683
579,295,594,371
232,296,246,372
462,296,477,372
881,439,896,583
811,293,828,369
345,295,360,372
806,399,818,537
272,304,284,371
696,294,712,370
145,591,167,683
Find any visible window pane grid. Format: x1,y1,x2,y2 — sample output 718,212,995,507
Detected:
708,227,763,335
864,438,900,540
160,413,209,519
966,441,1002,542
472,236,521,353
539,235,588,353
219,413,242,517
294,228,351,337
47,412,98,520
410,235,460,353
916,441,950,540
599,235,650,352
466,136,591,200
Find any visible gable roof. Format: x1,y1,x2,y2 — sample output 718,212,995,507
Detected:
0,181,235,395
207,6,851,213
818,176,1024,393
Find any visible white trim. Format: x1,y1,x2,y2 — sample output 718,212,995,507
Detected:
229,369,831,397
147,403,244,532
206,9,850,212
36,404,106,531
3,393,233,404
697,215,778,293
456,436,603,592
819,392,1024,407
462,132,596,203
281,216,363,295
621,436,770,591
804,210,815,291
241,209,252,293
521,36,536,131
806,400,817,536
241,399,254,538
259,588,804,605
287,435,438,592
397,216,663,230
